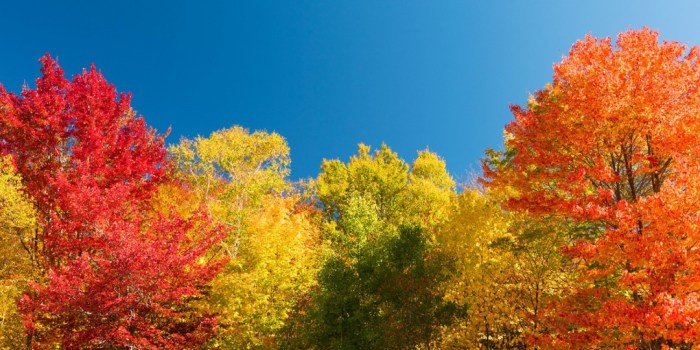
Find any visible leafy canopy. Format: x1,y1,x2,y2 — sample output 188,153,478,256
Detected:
484,28,700,349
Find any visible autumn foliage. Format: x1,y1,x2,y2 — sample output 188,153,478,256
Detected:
0,55,224,348
5,28,700,349
485,28,700,348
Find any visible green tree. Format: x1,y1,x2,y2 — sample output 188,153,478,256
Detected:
287,144,458,349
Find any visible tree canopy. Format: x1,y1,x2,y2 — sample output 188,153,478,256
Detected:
4,28,700,350
485,28,700,349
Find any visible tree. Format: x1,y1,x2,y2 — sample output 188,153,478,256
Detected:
206,195,322,349
405,150,456,230
0,55,224,348
484,28,700,349
20,211,225,349
170,126,290,259
0,156,37,348
296,225,455,350
290,144,458,349
316,144,409,231
435,189,521,349
170,127,322,348
435,190,576,349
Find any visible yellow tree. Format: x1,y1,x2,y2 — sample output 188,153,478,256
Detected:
169,126,290,258
316,144,454,234
436,189,518,349
209,195,321,348
406,150,455,231
436,189,576,349
169,126,322,348
0,156,37,349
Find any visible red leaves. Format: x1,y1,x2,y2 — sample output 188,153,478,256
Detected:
0,55,223,348
21,213,225,349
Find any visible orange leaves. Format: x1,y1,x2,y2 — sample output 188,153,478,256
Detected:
486,28,700,348
488,27,700,213
488,27,700,219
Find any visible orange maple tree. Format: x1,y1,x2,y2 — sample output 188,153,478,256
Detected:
484,28,700,348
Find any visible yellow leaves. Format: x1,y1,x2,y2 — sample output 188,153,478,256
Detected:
170,126,324,348
170,126,294,262
316,159,349,207
407,151,455,229
170,126,290,207
435,190,515,347
0,282,32,349
207,195,323,348
0,156,36,232
436,189,578,348
0,156,37,349
148,182,201,219
317,144,455,235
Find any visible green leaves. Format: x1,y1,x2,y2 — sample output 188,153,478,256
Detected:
287,144,458,349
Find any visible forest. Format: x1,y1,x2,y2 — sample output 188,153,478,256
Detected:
1,28,700,349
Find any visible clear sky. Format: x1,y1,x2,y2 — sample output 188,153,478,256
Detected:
2,1,700,181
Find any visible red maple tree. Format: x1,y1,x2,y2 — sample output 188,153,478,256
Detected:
0,55,224,348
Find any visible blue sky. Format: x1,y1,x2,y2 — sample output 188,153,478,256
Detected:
2,1,700,180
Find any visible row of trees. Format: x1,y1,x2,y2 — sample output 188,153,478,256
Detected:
1,28,699,349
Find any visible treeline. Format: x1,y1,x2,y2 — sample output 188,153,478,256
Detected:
2,28,700,349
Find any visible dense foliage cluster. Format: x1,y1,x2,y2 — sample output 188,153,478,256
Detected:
1,28,699,349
